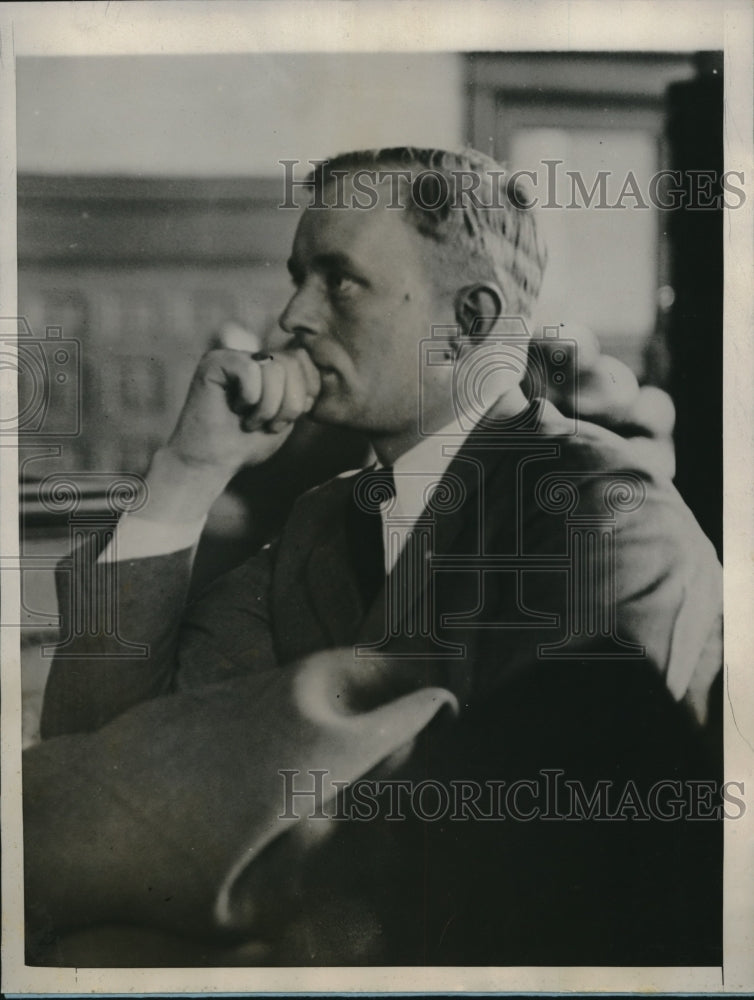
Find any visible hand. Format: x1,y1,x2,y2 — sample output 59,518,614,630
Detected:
166,324,321,477
142,324,321,523
532,324,676,475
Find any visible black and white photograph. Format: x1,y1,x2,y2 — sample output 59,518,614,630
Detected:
1,1,752,994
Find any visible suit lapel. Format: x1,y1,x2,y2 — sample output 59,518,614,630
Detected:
304,478,366,647
304,397,567,652
356,404,530,649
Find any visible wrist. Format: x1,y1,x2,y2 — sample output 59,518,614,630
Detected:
141,447,236,523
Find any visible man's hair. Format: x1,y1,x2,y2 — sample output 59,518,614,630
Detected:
309,146,548,318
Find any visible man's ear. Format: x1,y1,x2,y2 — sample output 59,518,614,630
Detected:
453,283,506,343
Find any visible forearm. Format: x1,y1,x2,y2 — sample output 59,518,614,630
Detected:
40,543,196,738
39,331,318,735
40,449,232,738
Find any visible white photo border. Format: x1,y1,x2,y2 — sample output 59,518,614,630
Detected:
1,0,752,993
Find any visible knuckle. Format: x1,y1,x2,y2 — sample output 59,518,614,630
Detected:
198,349,222,372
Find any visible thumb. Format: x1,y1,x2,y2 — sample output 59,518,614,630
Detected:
213,321,262,354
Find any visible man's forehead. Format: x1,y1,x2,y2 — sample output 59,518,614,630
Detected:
306,170,414,220
290,190,415,259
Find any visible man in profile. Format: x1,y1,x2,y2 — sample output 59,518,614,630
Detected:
24,147,722,966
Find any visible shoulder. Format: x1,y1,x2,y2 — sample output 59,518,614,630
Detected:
292,466,361,514
274,465,361,547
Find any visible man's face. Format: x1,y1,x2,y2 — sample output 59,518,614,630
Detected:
279,186,452,436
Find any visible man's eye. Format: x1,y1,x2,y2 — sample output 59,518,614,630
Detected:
327,273,358,295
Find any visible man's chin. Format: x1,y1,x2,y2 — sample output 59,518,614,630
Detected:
309,395,378,435
307,395,349,427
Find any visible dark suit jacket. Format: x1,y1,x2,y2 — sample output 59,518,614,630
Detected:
26,398,723,965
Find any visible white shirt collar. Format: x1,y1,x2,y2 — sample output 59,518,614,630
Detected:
377,413,471,527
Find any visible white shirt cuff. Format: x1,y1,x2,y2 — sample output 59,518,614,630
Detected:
97,512,206,563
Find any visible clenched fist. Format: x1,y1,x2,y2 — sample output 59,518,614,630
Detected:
167,345,320,474
143,324,321,524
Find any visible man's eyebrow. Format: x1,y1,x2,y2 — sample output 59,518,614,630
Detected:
311,252,357,271
287,252,360,277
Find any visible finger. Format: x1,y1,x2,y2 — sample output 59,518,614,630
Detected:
198,349,264,415
231,357,266,414
565,325,601,373
243,360,286,431
287,347,322,402
197,349,263,408
269,353,311,428
623,385,676,439
534,324,601,378
578,355,640,420
215,321,261,354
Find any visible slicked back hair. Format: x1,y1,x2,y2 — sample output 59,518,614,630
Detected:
308,146,548,319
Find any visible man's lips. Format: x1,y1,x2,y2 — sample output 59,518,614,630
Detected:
296,347,337,382
291,339,337,376
311,359,337,376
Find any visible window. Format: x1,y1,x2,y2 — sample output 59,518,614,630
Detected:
466,52,695,375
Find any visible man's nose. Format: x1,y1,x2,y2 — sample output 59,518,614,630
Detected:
278,284,324,339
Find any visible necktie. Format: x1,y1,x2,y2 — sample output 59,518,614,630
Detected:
347,466,396,611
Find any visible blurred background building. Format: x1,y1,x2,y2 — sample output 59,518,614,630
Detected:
15,51,724,740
